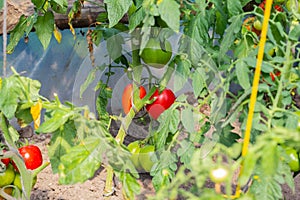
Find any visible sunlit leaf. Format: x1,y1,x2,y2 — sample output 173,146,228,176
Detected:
156,109,180,149
104,0,132,27
53,25,62,43
181,108,195,133
219,15,243,62
48,120,77,173
50,0,68,14
30,100,42,129
235,60,251,90
34,11,55,50
157,0,180,32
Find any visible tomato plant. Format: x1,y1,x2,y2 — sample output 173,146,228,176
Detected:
146,88,176,120
122,84,147,114
2,0,300,199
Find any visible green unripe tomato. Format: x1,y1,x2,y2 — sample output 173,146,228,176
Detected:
13,173,37,191
0,164,15,187
127,141,142,170
253,20,262,31
285,148,300,172
138,145,155,172
209,166,229,183
140,38,172,68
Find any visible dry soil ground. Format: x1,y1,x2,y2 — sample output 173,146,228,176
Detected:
26,132,300,200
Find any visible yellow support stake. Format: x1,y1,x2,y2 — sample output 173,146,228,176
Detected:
236,0,273,197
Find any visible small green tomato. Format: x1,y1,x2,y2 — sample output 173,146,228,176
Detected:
209,166,229,183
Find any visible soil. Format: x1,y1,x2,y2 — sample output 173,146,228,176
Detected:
24,130,300,200
28,133,155,200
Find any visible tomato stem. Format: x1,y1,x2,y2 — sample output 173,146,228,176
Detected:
104,164,114,197
215,183,221,194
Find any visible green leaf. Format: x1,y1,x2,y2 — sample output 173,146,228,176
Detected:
186,13,209,47
36,110,74,133
50,0,68,14
219,125,241,147
58,136,103,184
285,114,298,130
151,150,177,191
8,125,20,144
157,0,180,32
31,0,47,8
80,67,98,98
191,68,207,98
106,33,124,61
95,82,112,124
129,7,145,31
7,15,37,54
15,107,33,126
227,0,243,17
235,60,251,90
181,108,195,133
177,139,195,169
289,24,300,41
219,15,243,62
48,120,77,173
116,171,141,199
261,143,278,176
34,11,55,50
0,78,19,119
0,74,40,119
104,0,132,27
215,11,227,36
174,59,191,92
239,151,257,186
156,109,180,149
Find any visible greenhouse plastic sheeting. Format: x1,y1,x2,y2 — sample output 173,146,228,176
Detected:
0,28,125,114
0,28,194,116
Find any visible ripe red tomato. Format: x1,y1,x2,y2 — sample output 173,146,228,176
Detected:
146,88,176,120
16,145,43,170
1,150,10,167
270,71,281,81
259,0,283,12
122,84,147,114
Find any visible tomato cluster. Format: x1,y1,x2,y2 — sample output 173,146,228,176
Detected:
0,145,42,199
122,84,176,120
127,141,156,172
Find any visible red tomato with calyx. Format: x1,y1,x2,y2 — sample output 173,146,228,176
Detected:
146,88,176,120
122,84,147,114
259,0,283,12
270,71,281,81
1,150,10,167
17,145,43,170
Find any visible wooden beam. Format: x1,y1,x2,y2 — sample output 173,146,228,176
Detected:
0,0,106,35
